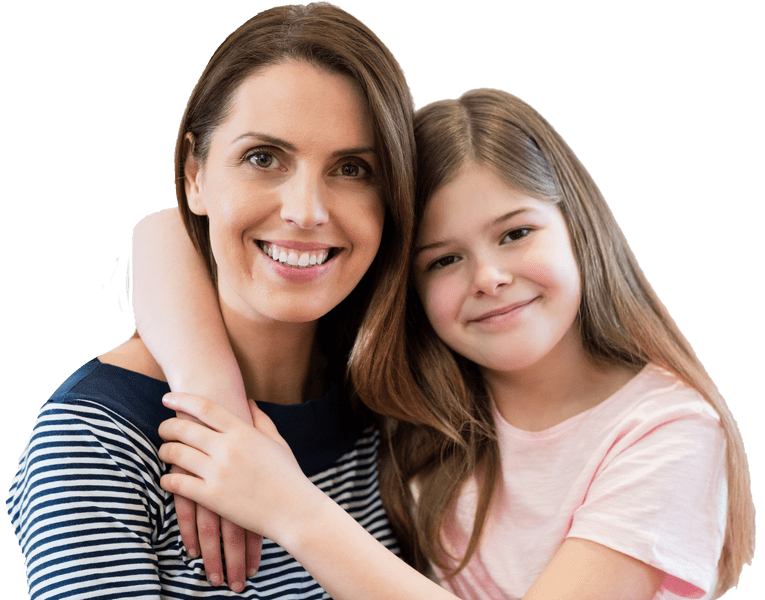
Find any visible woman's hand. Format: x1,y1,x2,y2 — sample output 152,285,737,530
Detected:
171,466,262,591
158,393,322,545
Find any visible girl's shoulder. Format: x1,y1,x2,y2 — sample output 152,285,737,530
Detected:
603,363,720,427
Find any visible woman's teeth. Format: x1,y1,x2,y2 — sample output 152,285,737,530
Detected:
259,242,331,268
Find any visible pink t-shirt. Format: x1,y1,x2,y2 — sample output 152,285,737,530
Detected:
434,365,727,600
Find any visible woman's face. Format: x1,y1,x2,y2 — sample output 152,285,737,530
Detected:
186,60,385,324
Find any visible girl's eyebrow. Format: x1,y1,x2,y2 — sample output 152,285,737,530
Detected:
415,208,530,255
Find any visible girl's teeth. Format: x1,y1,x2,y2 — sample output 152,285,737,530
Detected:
260,242,331,268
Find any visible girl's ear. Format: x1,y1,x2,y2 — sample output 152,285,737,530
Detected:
184,133,207,216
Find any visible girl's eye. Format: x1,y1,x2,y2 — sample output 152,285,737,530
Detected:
502,227,532,243
428,255,461,271
336,161,370,178
245,149,282,170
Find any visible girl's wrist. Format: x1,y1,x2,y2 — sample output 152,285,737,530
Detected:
277,486,339,558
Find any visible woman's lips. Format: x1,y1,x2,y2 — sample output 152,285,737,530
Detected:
258,241,337,269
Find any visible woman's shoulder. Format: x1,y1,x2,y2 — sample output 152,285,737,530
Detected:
98,334,166,381
41,336,173,448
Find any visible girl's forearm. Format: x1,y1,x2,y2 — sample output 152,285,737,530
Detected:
280,490,456,600
132,208,249,421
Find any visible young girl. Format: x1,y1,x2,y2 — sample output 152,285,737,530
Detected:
142,90,754,599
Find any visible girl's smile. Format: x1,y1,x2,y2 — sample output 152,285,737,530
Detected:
413,162,582,376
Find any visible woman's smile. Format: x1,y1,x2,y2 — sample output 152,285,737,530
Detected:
184,60,385,324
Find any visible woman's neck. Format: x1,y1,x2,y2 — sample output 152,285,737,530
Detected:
221,300,325,406
482,326,636,432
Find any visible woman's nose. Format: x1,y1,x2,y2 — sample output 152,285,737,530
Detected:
472,260,512,296
280,171,330,228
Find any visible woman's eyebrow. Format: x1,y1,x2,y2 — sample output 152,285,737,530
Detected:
415,208,530,255
331,146,377,160
230,133,375,160
232,132,297,152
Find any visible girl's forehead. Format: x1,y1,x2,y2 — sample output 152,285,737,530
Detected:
419,165,533,231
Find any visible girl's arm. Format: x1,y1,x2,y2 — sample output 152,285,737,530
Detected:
132,208,258,591
132,209,249,419
158,393,664,600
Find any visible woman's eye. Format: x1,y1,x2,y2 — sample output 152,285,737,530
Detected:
428,255,461,271
336,161,369,178
246,150,281,170
502,227,532,243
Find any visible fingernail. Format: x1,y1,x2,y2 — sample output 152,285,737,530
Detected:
187,547,199,559
162,394,177,408
209,574,222,586
248,568,258,578
231,581,245,592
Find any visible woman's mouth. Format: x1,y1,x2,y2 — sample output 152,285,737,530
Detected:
258,241,338,269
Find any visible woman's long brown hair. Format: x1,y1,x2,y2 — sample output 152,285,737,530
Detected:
174,3,416,381
353,88,754,597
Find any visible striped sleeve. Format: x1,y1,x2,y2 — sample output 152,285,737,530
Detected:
7,400,167,599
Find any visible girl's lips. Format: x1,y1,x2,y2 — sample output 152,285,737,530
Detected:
470,298,537,323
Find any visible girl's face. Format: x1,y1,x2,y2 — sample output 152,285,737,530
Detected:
413,162,581,375
186,61,385,325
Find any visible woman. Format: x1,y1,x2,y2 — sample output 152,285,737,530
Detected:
7,4,415,598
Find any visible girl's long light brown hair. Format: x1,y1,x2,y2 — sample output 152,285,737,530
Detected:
353,88,754,596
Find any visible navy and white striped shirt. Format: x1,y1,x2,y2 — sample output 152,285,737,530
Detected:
8,359,398,599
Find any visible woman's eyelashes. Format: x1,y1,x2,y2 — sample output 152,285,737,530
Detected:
335,160,372,178
242,147,373,180
244,148,283,170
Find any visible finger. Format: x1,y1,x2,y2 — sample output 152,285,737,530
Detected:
163,392,238,432
172,466,201,559
221,518,247,592
246,530,263,577
159,441,211,478
159,415,218,453
248,400,289,450
196,504,224,587
161,470,208,504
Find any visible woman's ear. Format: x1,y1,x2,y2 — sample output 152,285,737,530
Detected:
184,133,207,216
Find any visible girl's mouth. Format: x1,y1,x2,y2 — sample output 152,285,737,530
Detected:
258,241,338,269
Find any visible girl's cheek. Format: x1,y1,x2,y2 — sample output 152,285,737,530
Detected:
423,280,459,328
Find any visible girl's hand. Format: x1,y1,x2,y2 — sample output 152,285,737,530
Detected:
158,393,321,543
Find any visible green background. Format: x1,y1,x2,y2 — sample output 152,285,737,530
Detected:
0,0,765,600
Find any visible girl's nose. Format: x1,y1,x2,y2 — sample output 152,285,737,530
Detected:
472,260,512,296
280,171,330,228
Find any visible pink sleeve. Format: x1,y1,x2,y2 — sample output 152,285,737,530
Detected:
568,410,727,598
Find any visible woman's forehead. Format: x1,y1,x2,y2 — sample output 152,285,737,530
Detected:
213,61,375,156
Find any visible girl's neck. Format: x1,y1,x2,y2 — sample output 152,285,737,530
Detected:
482,326,637,432
221,300,326,406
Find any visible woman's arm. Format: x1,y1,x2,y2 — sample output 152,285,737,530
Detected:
158,394,664,600
9,402,169,598
132,208,258,590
